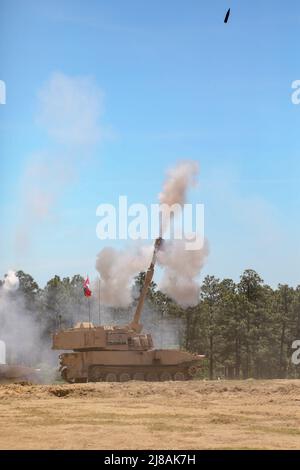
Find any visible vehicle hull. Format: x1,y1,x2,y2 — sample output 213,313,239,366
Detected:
59,349,204,382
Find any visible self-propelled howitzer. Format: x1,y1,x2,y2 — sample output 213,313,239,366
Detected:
52,238,204,382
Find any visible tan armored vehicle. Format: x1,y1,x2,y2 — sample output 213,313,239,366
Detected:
52,238,204,382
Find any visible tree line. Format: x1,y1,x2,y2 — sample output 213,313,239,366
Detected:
2,269,300,379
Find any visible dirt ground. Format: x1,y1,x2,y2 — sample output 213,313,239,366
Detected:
0,379,300,450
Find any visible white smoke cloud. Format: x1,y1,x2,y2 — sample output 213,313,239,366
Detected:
3,270,20,292
96,160,208,308
37,72,105,146
159,160,199,235
157,238,209,307
16,72,108,254
95,245,152,308
0,271,56,370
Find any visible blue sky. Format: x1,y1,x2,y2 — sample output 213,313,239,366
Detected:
0,0,300,287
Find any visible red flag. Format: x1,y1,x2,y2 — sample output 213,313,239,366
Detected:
83,276,92,297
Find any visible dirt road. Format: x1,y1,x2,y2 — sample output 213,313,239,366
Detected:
0,379,300,449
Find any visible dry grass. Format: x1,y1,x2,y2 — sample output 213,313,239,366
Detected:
0,379,300,449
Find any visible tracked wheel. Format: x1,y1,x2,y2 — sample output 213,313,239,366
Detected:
119,372,131,382
88,366,105,382
133,372,144,381
160,371,172,381
60,367,73,384
173,371,186,381
188,365,199,378
146,372,159,382
105,372,118,382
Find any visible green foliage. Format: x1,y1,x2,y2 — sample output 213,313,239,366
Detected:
7,268,300,379
16,270,40,310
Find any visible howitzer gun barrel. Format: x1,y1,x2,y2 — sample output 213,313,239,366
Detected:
129,237,163,332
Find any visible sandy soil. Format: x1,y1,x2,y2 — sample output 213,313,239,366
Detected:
0,379,300,450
